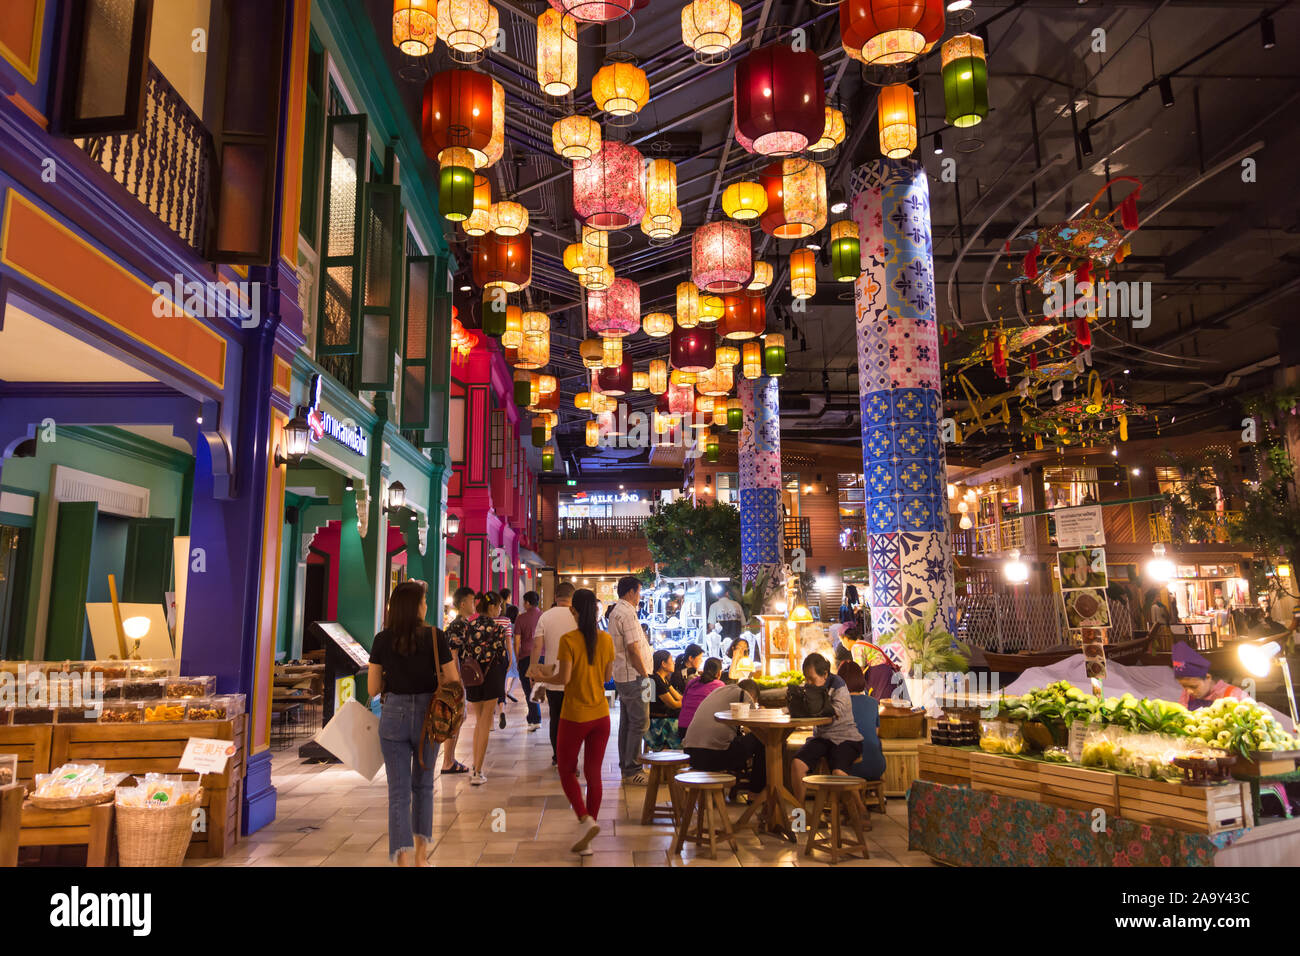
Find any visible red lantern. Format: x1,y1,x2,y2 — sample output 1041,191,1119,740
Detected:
421,69,497,166
691,221,752,293
573,139,646,229
666,381,696,416
597,354,633,396
471,233,533,292
587,277,641,338
670,325,716,374
718,291,766,340
734,44,825,156
840,0,945,67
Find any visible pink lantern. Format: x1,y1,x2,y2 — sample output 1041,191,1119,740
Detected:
692,221,752,293
547,0,632,24
588,277,641,338
573,139,646,229
666,381,695,416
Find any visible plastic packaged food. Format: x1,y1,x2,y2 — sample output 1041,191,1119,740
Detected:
53,704,101,724
98,702,143,724
87,661,131,680
0,753,15,786
10,705,53,725
32,763,128,800
120,678,167,701
166,676,216,699
184,698,226,721
129,659,181,679
144,701,186,722
116,773,201,808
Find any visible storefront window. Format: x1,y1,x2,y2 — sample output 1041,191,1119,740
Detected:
838,473,866,550
490,409,505,470
1043,466,1099,509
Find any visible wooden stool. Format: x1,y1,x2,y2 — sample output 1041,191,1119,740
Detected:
802,775,870,864
638,751,691,826
861,779,887,813
671,771,738,859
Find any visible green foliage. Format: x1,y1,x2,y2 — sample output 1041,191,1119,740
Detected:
897,604,971,675
641,498,741,580
738,566,779,627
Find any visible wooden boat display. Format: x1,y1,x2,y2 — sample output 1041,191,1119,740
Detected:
981,633,1154,674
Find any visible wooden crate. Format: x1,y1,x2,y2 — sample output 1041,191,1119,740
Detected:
17,801,115,866
0,725,53,785
968,751,1041,801
1038,763,1119,815
1232,752,1300,778
917,743,972,786
1117,776,1253,835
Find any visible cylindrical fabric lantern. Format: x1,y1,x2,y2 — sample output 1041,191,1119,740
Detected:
712,399,728,428
531,415,547,447
633,370,649,391
742,340,762,378
437,0,499,61
715,344,740,368
700,294,725,324
747,260,773,291
734,44,826,156
563,242,587,275
641,206,682,241
682,0,742,60
549,0,632,26
592,62,649,117
528,388,559,415
696,363,733,396
516,331,550,368
585,420,600,447
552,114,601,162
573,139,646,229
472,233,532,292
671,325,716,373
580,264,615,292
523,310,549,336
580,337,604,368
878,83,917,159
439,165,474,221
676,282,701,329
706,434,721,460
538,372,557,393
667,381,695,416
462,173,493,235
582,224,609,269
942,33,989,129
588,277,640,337
790,247,816,299
482,291,507,336
721,181,768,222
648,358,668,394
601,336,623,368
810,107,846,155
671,369,697,386
830,219,861,281
500,304,523,348
394,0,437,56
514,370,533,405
719,291,766,340
542,447,555,470
764,332,786,376
422,70,498,167
645,159,678,225
489,200,529,236
536,8,578,96
840,0,945,66
692,221,752,293
597,354,633,395
727,396,743,431
758,158,826,239
643,312,673,337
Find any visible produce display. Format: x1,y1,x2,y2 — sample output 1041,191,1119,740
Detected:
144,702,186,722
979,720,1026,754
99,702,143,723
1183,696,1299,758
32,763,129,801
751,670,804,689
116,773,200,809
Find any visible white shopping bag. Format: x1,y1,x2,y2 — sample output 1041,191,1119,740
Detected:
314,699,384,780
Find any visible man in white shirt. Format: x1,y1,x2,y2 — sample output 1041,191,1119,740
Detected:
528,582,577,765
707,589,745,644
609,575,652,784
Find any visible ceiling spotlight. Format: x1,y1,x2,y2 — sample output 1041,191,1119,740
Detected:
1261,15,1275,49
807,240,822,251
947,0,972,9
1077,126,1094,157
459,284,471,292
1131,467,1142,477
1123,369,1130,375
932,132,944,155
829,186,848,215
1158,75,1174,108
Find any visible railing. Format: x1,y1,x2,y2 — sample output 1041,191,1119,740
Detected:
78,63,214,255
558,516,646,540
784,516,810,555
1150,511,1241,545
956,594,1134,653
973,518,1025,555
951,527,975,556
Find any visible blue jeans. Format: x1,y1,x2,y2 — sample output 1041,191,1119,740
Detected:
615,679,649,777
378,692,439,861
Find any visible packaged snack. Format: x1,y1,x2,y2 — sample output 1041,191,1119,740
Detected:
130,659,181,679
213,694,246,717
87,662,131,681
184,698,226,721
144,702,186,722
979,720,1007,753
99,702,143,724
165,676,216,699
1080,725,1121,770
120,678,166,701
32,763,128,800
117,773,201,808
53,704,101,724
10,705,53,725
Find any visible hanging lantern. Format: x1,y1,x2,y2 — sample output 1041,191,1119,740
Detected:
597,354,633,395
695,394,713,415
699,294,725,324
715,344,740,368
671,325,716,373
734,44,826,156
542,447,555,470
671,369,698,386
830,219,861,282
530,388,558,414
742,340,762,379
582,224,610,269
437,0,499,62
692,221,752,293
394,0,437,56
592,62,649,118
653,410,672,434
682,0,742,61
439,164,474,221
585,420,600,447
580,337,604,368
764,332,786,376
942,33,989,129
489,200,529,236
514,370,534,405
790,247,816,299
517,330,550,369
552,114,601,162
472,233,532,292
721,181,768,222
481,79,506,168
588,277,640,338
580,263,615,291
878,83,917,158
676,282,701,329
500,304,524,349
538,372,557,394
632,370,649,391
530,415,547,447
696,363,734,397
648,358,668,394
481,291,507,336
536,8,578,96
840,0,945,66
641,206,682,241
523,310,549,336
719,291,766,341
573,139,645,229
712,399,728,428
759,158,826,239
810,107,846,155
645,159,678,225
747,260,773,291
548,0,632,25
727,396,743,431
643,312,673,337
462,173,493,235
667,381,696,416
421,70,499,168
563,242,586,275
575,390,592,410
601,336,623,368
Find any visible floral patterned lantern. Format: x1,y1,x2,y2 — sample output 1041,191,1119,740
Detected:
648,358,668,394
682,0,742,60
588,277,640,338
810,107,846,155
676,281,701,329
643,312,673,337
692,221,752,293
592,62,649,118
699,293,725,324
645,159,678,225
742,340,762,378
573,139,645,229
489,200,529,236
718,291,765,340
715,344,740,368
500,305,524,349
548,0,632,25
437,0,499,62
601,336,623,368
758,158,826,239
666,381,696,416
462,173,493,235
734,43,826,156
641,206,682,241
712,398,728,429
696,362,734,396
585,420,600,447
552,114,601,162
671,325,716,373
580,263,615,291
536,8,578,96
393,0,437,56
747,260,773,291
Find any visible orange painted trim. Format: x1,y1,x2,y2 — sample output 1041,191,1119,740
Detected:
279,0,311,267
0,189,228,389
0,0,44,84
273,356,292,397
5,91,47,128
251,408,290,755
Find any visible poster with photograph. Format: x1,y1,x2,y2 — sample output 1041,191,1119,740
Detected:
1076,626,1109,681
1064,588,1111,628
1058,548,1108,589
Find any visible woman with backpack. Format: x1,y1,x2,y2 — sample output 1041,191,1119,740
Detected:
367,580,458,866
447,591,508,786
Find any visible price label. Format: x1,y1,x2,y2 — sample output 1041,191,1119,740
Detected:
1068,721,1089,763
178,737,237,774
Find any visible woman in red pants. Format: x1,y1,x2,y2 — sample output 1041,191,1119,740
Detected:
533,588,614,857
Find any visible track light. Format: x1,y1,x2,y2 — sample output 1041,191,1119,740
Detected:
1158,75,1174,108
1261,16,1276,49
829,186,848,215
1077,125,1093,157
932,132,944,155
946,0,971,9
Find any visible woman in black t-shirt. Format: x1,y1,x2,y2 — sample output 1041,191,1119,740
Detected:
645,649,683,751
367,580,458,867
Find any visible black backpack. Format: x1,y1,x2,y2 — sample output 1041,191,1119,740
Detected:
787,681,835,718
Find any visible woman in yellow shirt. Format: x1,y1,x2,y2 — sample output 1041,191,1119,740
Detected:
532,588,615,855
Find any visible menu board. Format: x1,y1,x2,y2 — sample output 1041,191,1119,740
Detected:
1058,547,1110,678
317,622,369,668
1054,505,1104,548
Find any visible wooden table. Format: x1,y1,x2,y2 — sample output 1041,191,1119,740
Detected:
713,711,830,842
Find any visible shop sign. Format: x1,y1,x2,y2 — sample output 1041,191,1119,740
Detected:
1055,504,1104,548
306,374,368,457
577,492,641,504
179,737,237,774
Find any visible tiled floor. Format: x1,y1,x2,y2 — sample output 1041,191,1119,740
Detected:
195,698,937,867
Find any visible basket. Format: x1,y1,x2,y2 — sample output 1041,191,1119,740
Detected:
28,790,116,810
115,791,202,866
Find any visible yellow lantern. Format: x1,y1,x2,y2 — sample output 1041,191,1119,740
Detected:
654,411,672,434
501,304,524,349
563,242,588,275
522,310,549,335
676,282,700,329
643,312,673,337
696,363,733,396
462,173,493,236
552,114,601,162
580,337,604,368
699,294,724,324
536,8,577,96
648,358,668,394
586,420,600,447
516,331,549,369
489,200,529,236
721,181,768,222
601,336,623,368
776,157,827,239
645,159,678,225
695,394,713,414
582,225,609,269
439,145,476,173
810,107,846,155
790,247,816,299
671,369,698,387
436,0,499,60
747,260,773,291
642,206,683,241
715,344,740,368
592,62,649,118
538,373,557,394
575,391,591,410
742,340,762,379
681,0,742,60
393,0,436,56
580,263,615,291
878,83,917,159
632,370,649,391
712,397,728,427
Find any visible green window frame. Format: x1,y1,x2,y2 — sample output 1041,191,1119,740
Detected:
298,32,326,247
317,113,369,357
357,181,405,391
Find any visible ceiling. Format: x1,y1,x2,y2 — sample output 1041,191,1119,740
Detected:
0,306,157,384
361,0,1300,476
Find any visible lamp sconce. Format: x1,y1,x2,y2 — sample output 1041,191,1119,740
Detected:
444,512,461,537
384,480,407,513
273,412,311,466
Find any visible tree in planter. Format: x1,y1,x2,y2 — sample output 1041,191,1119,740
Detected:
641,498,742,580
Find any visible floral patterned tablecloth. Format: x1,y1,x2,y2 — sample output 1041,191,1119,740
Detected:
908,781,1246,867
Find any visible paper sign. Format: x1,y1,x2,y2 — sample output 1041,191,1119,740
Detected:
178,737,237,774
1068,721,1089,763
1055,505,1104,548
335,675,356,713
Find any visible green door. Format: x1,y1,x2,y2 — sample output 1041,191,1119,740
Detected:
46,501,98,660
122,517,175,607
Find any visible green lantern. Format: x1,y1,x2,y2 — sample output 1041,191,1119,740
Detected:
831,237,860,282
439,165,474,221
542,447,555,471
941,34,989,129
705,437,720,463
532,423,546,447
727,398,743,432
763,333,786,377
482,292,507,337
514,372,532,406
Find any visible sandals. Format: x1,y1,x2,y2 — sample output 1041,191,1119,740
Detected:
442,760,470,775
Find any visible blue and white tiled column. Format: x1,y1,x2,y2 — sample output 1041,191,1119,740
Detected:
738,375,783,584
851,158,956,638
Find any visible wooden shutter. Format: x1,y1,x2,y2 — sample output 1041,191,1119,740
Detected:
122,517,175,606
401,254,435,429
51,0,154,136
205,0,288,264
46,501,98,660
317,113,368,356
357,182,405,391
298,33,326,246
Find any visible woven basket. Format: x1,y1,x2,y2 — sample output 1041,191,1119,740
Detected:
28,790,116,810
115,793,201,866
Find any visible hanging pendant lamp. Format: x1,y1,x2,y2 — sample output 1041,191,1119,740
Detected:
734,43,826,156
682,0,742,62
536,8,578,96
878,83,917,158
691,221,753,293
747,260,773,291
462,173,493,235
472,232,532,292
552,114,601,163
942,33,989,129
645,159,678,225
758,158,826,239
393,0,437,56
671,325,716,374
718,291,765,340
436,0,499,63
421,70,499,168
790,247,816,299
830,219,861,281
588,278,641,338
840,0,945,66
592,61,649,118
573,139,645,229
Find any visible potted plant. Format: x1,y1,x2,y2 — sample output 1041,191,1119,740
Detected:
894,604,972,714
